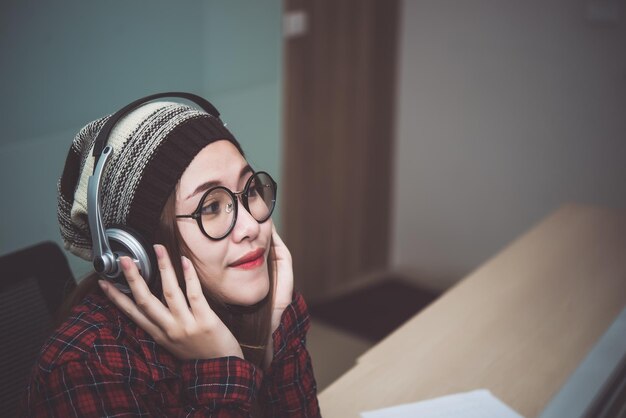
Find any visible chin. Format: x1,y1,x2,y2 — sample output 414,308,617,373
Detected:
224,271,271,306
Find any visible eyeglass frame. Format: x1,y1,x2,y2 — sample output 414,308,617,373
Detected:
175,171,277,240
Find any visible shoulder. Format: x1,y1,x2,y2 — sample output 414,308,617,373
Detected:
34,292,177,379
36,293,135,369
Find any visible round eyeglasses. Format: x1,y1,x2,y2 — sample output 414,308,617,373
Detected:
175,171,277,240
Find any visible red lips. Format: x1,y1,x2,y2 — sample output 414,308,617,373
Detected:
229,248,265,269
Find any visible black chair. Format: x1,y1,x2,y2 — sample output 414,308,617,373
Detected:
0,241,76,417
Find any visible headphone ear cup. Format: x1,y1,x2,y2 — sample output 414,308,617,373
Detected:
105,226,156,292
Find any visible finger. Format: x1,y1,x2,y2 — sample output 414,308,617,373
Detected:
270,225,291,259
154,245,194,322
272,225,290,249
271,224,283,244
181,256,215,321
119,256,177,329
98,279,165,339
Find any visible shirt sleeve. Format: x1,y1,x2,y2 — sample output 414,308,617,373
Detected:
260,292,321,417
22,341,262,417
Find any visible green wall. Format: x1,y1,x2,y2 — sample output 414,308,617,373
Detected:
0,0,282,278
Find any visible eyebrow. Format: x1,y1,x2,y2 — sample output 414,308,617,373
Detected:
186,164,254,200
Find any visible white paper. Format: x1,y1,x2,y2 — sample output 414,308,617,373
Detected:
360,389,524,418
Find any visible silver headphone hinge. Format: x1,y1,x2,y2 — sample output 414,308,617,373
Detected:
88,146,117,276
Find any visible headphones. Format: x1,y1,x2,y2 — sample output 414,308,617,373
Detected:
87,92,223,292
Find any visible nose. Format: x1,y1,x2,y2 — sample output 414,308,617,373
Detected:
231,196,260,242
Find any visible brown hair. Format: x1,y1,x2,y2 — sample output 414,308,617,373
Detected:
58,188,275,369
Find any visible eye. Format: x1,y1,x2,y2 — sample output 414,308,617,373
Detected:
200,199,221,216
248,184,259,198
247,178,266,199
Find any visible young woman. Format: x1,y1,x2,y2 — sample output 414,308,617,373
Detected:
21,94,320,417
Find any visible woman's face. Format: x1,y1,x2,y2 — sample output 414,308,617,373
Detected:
175,140,273,306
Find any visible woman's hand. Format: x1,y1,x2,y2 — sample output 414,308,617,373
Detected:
98,244,243,361
270,226,294,331
264,226,295,368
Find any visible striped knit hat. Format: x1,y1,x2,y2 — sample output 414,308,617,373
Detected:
58,100,241,261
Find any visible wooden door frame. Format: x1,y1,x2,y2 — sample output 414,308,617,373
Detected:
281,0,399,301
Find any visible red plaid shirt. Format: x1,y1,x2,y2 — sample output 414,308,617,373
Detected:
20,292,320,417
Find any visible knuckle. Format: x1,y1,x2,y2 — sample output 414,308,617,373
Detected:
153,333,165,345
187,291,202,304
202,315,218,329
162,289,176,300
135,298,150,311
165,327,182,341
179,325,200,341
199,321,215,334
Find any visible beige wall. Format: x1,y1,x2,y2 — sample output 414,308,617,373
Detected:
391,0,626,290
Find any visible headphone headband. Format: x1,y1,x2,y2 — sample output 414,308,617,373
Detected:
92,92,222,160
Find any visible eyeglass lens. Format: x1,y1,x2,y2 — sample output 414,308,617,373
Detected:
199,172,275,239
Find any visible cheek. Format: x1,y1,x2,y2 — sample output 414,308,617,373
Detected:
177,221,228,275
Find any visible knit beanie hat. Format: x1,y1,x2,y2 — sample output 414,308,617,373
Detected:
58,100,242,261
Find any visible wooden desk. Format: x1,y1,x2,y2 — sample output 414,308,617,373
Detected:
319,205,626,417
